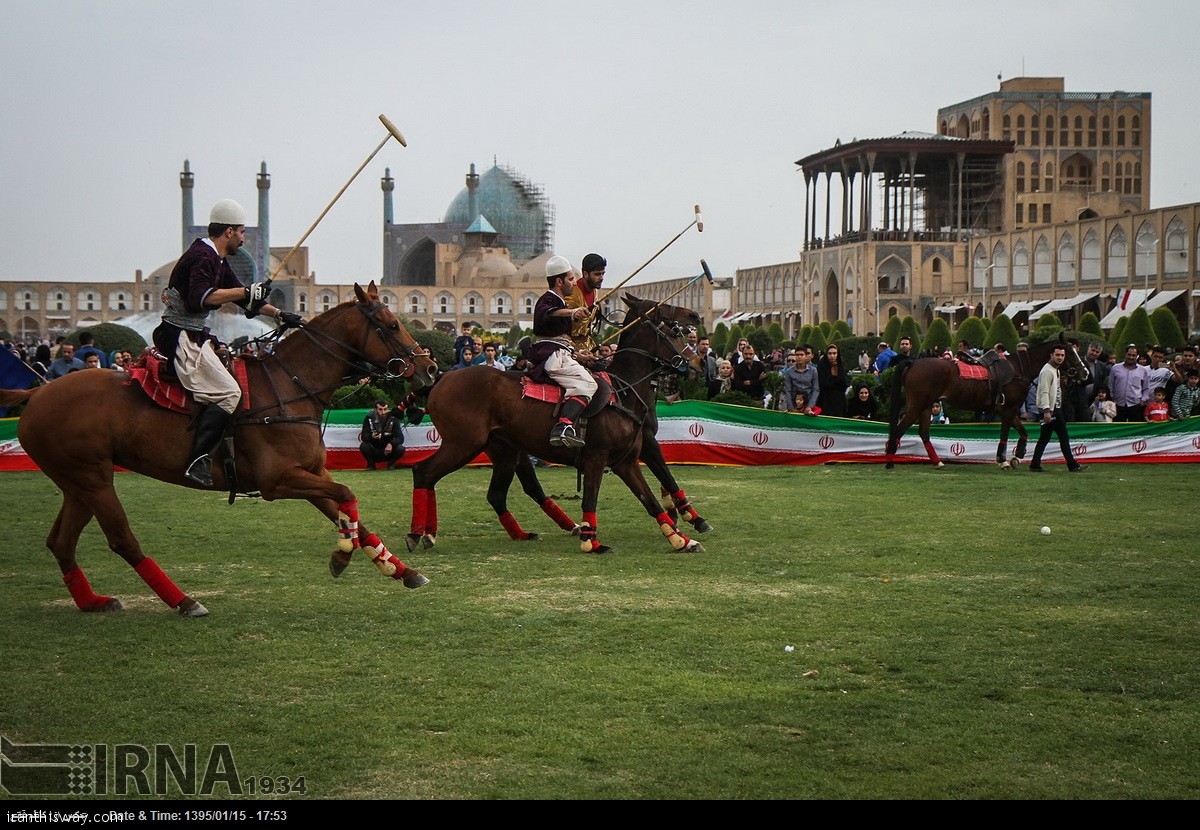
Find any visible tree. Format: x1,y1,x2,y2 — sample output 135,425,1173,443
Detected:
921,318,951,356
808,326,828,352
797,324,814,346
766,322,785,349
899,316,922,353
832,319,852,339
66,323,147,356
1150,307,1185,349
1035,312,1065,332
1109,316,1129,351
954,316,989,350
747,327,772,359
711,322,729,356
818,320,833,338
881,315,902,345
1120,307,1159,352
412,327,455,369
728,323,745,348
1078,311,1103,339
984,313,1021,351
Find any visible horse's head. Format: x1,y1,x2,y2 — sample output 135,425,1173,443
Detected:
619,294,704,377
1057,332,1090,387
350,282,439,387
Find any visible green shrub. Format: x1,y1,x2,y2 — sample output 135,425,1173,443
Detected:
66,322,147,355
331,382,391,410
710,390,760,408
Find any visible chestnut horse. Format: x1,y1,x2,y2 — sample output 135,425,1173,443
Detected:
0,283,438,617
408,295,704,554
884,334,1089,469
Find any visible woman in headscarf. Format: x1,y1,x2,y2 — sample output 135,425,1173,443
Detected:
816,343,851,417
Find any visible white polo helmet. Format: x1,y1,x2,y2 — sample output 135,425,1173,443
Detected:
545,255,572,278
209,199,247,225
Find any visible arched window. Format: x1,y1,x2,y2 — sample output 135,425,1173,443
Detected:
1164,216,1189,278
1117,115,1126,146
1081,230,1101,282
298,292,307,313
1012,241,1030,288
435,292,454,315
1044,114,1055,146
406,291,426,315
1132,115,1141,145
520,293,538,316
1057,233,1076,286
490,292,511,316
1033,237,1052,286
1107,226,1128,283
1101,114,1111,146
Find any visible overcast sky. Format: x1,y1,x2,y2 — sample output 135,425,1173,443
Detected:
2,0,1197,287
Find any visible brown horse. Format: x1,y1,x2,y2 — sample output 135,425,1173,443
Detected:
0,282,439,617
884,334,1089,469
408,295,704,554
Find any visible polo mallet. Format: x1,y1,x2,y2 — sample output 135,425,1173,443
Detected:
266,114,407,283
592,205,703,311
600,259,715,345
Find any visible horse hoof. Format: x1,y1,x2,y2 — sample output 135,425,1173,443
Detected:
89,597,124,613
885,462,894,470
178,600,209,618
683,541,704,553
692,519,713,534
329,550,352,578
935,462,945,469
582,544,614,555
1000,462,1011,470
525,532,541,542
405,533,421,552
569,524,582,536
401,569,429,589
421,534,436,550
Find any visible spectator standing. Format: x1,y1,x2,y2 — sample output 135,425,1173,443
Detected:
695,336,718,399
1146,347,1174,395
75,331,108,368
733,344,767,405
1170,369,1200,419
480,342,506,370
449,347,475,371
82,354,102,370
816,343,851,417
1067,341,1110,421
781,347,819,414
1108,345,1151,422
359,400,405,470
1029,344,1086,473
46,342,84,379
930,401,950,424
30,344,52,380
453,323,475,365
714,359,734,396
1167,344,1198,397
873,341,896,375
857,350,871,372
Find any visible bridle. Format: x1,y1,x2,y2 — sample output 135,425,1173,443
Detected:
240,300,431,423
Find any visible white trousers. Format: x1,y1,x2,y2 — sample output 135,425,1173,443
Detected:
175,333,241,414
544,348,597,400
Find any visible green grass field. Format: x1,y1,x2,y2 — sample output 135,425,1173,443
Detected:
1,462,1197,800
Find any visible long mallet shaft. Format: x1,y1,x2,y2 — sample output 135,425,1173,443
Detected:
600,259,715,344
593,205,703,310
267,114,408,282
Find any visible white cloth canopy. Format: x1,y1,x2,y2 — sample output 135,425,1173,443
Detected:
1028,292,1099,322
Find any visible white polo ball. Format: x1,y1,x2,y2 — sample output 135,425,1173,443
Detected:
784,645,794,653
1040,526,1051,535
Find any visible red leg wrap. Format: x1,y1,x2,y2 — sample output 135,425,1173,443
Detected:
337,498,360,551
923,440,941,464
540,498,577,531
134,557,186,608
426,490,438,535
579,511,601,553
411,488,429,534
63,567,110,612
499,512,528,540
655,511,691,551
672,489,700,522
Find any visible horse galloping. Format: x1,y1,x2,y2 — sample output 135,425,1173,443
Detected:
0,282,439,617
408,294,704,554
884,334,1088,469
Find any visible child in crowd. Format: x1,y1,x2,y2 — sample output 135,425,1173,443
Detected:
1090,385,1116,423
930,401,949,424
1144,387,1170,422
791,391,820,415
1170,369,1200,419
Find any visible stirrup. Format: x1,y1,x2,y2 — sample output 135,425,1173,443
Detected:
549,423,585,448
184,455,213,487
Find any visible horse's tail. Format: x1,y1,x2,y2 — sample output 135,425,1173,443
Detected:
0,387,38,408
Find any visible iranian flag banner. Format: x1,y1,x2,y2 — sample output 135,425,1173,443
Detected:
3,401,1199,473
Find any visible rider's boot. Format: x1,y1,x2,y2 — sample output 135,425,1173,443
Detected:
549,396,588,448
184,405,233,487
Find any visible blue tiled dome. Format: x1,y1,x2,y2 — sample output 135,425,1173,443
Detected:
445,164,551,263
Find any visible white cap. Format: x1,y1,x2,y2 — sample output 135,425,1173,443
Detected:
209,199,247,225
545,255,572,278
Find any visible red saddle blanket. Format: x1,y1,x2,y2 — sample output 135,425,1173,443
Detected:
125,350,251,415
520,372,615,405
955,362,989,382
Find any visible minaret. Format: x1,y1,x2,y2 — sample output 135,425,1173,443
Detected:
180,159,194,252
257,161,270,282
381,167,394,225
466,163,480,226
